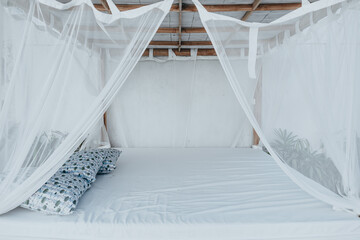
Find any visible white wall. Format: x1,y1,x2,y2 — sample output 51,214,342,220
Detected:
107,59,254,148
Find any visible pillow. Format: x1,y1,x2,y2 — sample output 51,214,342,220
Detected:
21,172,91,215
97,149,122,174
59,149,103,183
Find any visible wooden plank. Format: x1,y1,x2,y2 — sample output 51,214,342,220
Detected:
178,0,182,51
241,11,253,21
197,49,217,56
157,27,179,33
100,0,111,13
182,27,207,33
143,48,216,57
156,27,206,33
242,0,262,21
149,41,213,46
93,3,301,12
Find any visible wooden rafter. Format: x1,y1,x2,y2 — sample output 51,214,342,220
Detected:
155,27,207,34
93,3,301,12
241,0,262,21
149,41,212,46
100,0,111,13
178,0,182,51
143,49,217,57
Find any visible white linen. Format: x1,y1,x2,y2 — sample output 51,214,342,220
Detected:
1,148,359,240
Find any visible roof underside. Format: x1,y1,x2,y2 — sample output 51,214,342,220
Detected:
56,0,320,56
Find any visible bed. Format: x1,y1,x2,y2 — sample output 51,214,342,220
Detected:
1,148,360,240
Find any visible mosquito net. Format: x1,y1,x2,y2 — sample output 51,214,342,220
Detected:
193,0,360,214
1,0,360,216
0,0,172,214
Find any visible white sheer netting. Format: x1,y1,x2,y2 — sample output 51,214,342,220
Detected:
0,0,172,214
193,0,360,214
262,3,360,197
1,0,360,217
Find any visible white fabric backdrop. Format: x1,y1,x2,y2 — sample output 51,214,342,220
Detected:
107,59,254,148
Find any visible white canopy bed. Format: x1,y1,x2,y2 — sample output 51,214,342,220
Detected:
1,0,360,239
2,148,360,240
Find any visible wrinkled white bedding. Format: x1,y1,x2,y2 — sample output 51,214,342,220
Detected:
1,148,359,240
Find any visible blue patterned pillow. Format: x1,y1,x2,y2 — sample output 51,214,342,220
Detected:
59,149,103,183
97,149,122,174
21,172,91,215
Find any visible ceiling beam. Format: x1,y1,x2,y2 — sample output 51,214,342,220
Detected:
149,41,212,46
143,49,217,57
242,0,262,21
156,27,207,33
178,0,183,51
93,3,301,12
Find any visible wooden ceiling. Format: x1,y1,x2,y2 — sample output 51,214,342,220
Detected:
87,0,311,56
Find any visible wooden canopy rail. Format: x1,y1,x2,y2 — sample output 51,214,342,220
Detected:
100,0,110,130
93,3,301,12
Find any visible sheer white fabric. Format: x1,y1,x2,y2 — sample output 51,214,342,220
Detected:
0,0,172,215
107,59,254,148
193,0,360,214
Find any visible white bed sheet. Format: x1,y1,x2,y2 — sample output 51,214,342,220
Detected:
1,148,360,240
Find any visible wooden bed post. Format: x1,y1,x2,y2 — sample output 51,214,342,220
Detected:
100,48,107,131
99,0,111,131
253,67,262,146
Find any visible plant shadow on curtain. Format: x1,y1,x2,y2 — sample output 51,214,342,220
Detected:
193,0,360,214
0,0,172,215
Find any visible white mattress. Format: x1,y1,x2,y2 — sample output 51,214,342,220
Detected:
1,148,360,240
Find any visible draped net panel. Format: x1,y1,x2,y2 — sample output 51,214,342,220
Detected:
193,0,360,214
0,0,172,214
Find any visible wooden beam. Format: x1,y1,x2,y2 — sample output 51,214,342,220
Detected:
100,0,111,13
143,48,217,57
93,3,301,12
178,0,182,51
149,41,212,46
182,27,207,33
242,0,262,21
156,27,206,34
197,49,217,56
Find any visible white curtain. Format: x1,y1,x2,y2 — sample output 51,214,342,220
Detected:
193,0,360,214
107,59,254,148
0,0,172,215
